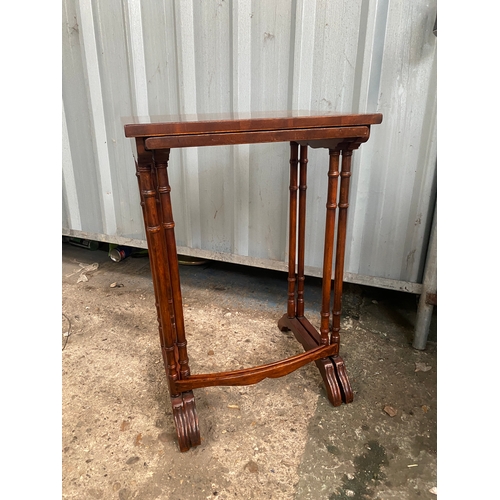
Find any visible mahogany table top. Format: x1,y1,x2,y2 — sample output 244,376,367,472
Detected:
123,111,383,138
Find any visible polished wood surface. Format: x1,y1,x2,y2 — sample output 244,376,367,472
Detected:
144,125,370,149
124,110,382,137
125,112,382,451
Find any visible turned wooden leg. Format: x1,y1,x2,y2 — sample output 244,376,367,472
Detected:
153,148,200,451
296,145,308,318
287,142,298,319
153,150,192,381
330,147,355,404
300,147,343,407
279,142,299,333
135,142,179,395
278,144,344,406
320,149,340,346
135,140,200,452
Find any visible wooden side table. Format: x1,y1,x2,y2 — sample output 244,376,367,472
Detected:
124,111,382,451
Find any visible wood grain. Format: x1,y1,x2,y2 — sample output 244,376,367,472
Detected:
125,112,382,451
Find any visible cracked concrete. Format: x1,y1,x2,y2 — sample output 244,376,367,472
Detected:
62,242,436,499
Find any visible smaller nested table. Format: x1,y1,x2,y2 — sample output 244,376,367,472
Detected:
124,111,382,452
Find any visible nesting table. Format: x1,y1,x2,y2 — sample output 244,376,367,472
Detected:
124,111,382,451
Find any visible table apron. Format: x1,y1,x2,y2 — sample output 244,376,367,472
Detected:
144,126,370,149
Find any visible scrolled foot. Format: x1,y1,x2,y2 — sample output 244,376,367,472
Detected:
315,358,343,407
332,355,354,404
278,314,292,332
171,391,201,452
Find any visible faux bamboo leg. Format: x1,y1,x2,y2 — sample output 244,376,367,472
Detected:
149,156,179,380
135,140,179,396
314,147,343,407
320,149,340,345
296,145,308,318
287,142,299,318
152,148,200,451
331,150,351,345
154,150,191,380
278,142,299,332
279,145,344,406
331,148,354,403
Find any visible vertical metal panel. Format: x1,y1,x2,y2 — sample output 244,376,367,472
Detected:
62,101,81,230
63,0,104,234
62,0,437,289
348,0,437,282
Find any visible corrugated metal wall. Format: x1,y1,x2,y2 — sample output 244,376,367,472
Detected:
62,0,437,292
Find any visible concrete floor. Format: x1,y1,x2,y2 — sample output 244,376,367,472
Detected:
62,242,437,500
